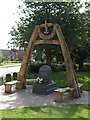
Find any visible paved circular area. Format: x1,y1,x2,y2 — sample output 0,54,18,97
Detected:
0,85,89,110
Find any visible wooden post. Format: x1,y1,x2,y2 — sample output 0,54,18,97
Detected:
54,24,80,97
18,25,40,88
54,91,64,102
5,84,12,93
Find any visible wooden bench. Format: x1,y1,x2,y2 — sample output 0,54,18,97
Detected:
26,79,37,85
4,80,23,93
54,83,83,102
68,83,83,98
54,87,70,102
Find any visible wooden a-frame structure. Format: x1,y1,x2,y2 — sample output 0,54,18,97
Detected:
18,23,81,98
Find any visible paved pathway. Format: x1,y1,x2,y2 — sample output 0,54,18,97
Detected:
0,85,89,110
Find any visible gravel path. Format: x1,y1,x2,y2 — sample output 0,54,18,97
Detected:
0,85,89,110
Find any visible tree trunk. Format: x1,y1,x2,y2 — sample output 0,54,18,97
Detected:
78,60,84,71
45,48,52,66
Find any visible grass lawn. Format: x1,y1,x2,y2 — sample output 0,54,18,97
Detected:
26,71,90,91
0,61,21,66
0,105,89,119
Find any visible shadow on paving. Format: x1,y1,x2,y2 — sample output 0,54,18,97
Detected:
0,84,89,110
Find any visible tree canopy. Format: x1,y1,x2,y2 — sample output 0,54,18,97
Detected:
9,1,90,70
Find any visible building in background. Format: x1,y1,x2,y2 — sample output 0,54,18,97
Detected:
0,49,24,61
15,49,24,61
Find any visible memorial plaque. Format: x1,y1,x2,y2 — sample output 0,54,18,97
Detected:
33,65,57,94
39,65,52,84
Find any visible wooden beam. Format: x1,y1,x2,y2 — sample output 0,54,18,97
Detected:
34,40,60,45
18,25,40,86
54,24,80,97
40,23,53,28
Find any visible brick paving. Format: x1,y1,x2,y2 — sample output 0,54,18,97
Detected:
0,85,89,110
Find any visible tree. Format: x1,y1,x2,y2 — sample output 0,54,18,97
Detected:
9,1,90,68
71,2,90,71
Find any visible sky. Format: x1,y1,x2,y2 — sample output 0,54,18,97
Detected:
0,0,23,50
0,0,89,50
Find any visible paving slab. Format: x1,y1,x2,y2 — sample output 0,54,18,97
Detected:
0,85,89,110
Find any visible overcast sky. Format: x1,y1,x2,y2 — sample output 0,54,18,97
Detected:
0,0,23,50
0,0,89,50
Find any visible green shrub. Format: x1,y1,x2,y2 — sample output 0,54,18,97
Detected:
83,63,90,71
27,63,64,73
